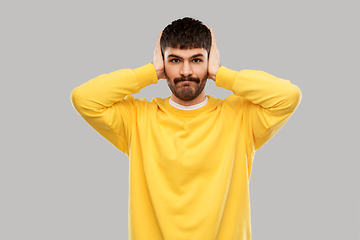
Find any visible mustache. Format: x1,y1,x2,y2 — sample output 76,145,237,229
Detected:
174,76,200,84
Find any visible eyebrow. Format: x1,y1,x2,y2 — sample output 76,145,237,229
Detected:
167,53,205,59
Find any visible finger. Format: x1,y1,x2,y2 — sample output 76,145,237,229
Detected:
156,31,164,54
157,30,163,43
154,31,162,54
210,27,216,44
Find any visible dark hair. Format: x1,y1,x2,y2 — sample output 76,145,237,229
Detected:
160,17,211,57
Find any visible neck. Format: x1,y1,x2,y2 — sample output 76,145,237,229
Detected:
170,91,206,106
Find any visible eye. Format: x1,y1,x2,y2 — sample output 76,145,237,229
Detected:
170,59,180,63
192,58,202,63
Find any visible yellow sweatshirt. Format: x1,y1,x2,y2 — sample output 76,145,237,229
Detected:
71,63,301,240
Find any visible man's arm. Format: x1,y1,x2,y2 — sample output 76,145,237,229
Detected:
216,67,301,149
71,34,163,154
208,28,301,149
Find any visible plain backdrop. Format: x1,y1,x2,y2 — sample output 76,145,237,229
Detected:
1,0,359,239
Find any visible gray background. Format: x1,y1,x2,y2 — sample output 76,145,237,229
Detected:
1,0,359,239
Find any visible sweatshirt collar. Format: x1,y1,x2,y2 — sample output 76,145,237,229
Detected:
169,96,209,111
160,96,215,118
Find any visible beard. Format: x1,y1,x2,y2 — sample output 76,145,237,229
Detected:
166,73,208,101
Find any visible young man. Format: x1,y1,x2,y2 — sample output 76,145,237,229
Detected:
71,17,301,240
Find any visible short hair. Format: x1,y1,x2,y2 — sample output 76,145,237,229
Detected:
160,17,211,58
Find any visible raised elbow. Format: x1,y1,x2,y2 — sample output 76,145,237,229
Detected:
288,84,302,112
70,86,82,112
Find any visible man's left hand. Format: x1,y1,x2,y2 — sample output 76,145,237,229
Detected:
208,27,220,81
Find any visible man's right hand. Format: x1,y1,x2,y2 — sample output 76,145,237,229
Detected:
152,32,165,80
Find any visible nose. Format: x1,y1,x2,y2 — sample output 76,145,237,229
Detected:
180,61,193,76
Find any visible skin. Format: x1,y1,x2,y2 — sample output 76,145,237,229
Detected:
152,27,220,106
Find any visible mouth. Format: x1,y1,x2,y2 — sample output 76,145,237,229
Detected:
177,81,195,87
174,77,200,84
178,80,192,84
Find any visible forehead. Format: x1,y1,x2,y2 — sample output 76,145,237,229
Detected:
164,47,207,59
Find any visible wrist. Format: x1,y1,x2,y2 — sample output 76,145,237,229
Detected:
151,62,165,80
133,63,159,88
209,65,220,81
215,66,237,91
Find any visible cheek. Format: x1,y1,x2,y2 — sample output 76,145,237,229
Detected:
194,64,208,77
164,64,178,78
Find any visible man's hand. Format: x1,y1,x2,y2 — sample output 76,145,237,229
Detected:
152,32,165,80
208,27,221,81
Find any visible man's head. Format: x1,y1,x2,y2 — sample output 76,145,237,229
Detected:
160,17,211,105
160,17,211,58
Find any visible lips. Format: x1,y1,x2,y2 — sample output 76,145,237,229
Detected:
174,77,200,84
179,80,192,84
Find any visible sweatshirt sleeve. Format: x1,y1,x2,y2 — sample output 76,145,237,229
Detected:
71,63,158,154
215,66,302,150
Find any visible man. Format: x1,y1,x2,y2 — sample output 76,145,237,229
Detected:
71,17,301,240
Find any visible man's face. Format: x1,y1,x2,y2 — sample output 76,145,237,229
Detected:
164,47,208,102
